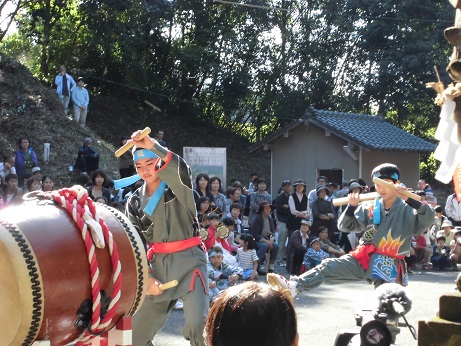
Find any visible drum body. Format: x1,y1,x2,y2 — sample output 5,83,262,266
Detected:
0,200,147,345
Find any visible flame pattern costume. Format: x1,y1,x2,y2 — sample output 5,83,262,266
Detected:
293,197,434,290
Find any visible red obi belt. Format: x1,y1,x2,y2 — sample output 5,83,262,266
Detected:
147,236,202,261
350,243,404,271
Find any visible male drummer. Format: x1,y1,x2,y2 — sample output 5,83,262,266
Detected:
124,130,208,346
268,163,435,297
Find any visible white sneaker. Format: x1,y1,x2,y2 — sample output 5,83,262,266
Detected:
174,299,184,310
267,273,299,298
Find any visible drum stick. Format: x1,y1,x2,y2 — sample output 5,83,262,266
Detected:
333,192,379,207
372,177,421,201
159,280,178,291
114,127,151,157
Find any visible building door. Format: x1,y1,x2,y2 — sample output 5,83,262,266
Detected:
317,169,343,186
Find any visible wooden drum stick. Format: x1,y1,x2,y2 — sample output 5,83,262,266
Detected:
372,177,421,201
114,127,151,157
159,280,178,291
332,192,379,207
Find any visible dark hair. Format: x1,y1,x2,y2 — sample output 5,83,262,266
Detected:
106,179,115,189
18,137,31,147
229,203,243,212
77,173,91,187
415,190,426,197
5,173,18,182
41,174,53,184
94,196,108,204
358,178,367,187
232,181,245,190
371,163,400,183
26,176,41,190
210,176,223,193
208,245,224,256
196,196,211,212
205,282,297,346
318,226,328,234
250,173,258,177
91,169,108,185
317,176,328,182
221,217,235,227
239,233,255,250
226,186,240,198
196,173,210,192
435,205,443,213
207,212,220,221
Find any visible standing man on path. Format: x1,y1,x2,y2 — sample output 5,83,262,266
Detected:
55,65,76,116
71,77,90,126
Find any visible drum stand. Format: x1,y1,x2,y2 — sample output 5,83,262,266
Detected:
31,316,132,346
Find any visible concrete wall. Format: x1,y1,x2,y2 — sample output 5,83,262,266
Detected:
268,124,421,196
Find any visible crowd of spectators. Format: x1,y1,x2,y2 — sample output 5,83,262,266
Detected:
2,131,461,303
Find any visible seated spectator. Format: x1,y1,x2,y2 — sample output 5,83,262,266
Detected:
14,137,38,187
203,213,236,266
286,219,312,275
318,226,345,258
94,196,108,204
311,185,337,239
413,234,431,270
415,190,426,203
31,167,41,177
301,238,329,273
417,179,435,197
437,220,455,245
207,246,243,300
74,138,100,175
250,201,279,274
0,173,23,209
210,176,228,215
76,172,91,188
87,169,111,202
205,281,298,346
41,175,55,192
236,233,259,281
26,175,41,193
248,178,272,226
0,154,16,180
193,173,215,204
225,186,245,216
196,196,212,225
431,236,450,271
450,229,461,271
226,203,245,246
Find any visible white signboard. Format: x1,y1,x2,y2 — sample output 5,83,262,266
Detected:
183,147,227,187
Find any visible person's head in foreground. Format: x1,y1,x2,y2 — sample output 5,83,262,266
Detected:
204,281,298,346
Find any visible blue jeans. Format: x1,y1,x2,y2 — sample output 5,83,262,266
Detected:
255,241,279,263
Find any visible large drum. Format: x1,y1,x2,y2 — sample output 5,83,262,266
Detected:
0,199,147,345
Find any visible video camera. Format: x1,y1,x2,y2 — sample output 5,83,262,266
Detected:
334,283,417,346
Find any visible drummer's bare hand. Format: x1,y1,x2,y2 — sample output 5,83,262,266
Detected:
348,192,360,207
395,183,409,201
130,130,155,150
147,277,164,296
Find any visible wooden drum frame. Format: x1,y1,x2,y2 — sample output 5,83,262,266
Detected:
0,199,147,345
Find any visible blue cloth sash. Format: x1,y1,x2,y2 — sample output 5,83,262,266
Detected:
143,181,167,216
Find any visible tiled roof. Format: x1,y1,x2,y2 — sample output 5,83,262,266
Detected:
307,108,436,152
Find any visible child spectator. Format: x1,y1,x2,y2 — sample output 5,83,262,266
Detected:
0,173,22,209
207,246,243,300
94,196,108,204
301,238,329,273
413,234,431,270
26,175,41,192
203,213,236,266
204,282,298,346
196,196,212,225
286,219,311,275
431,236,451,271
236,233,259,281
226,203,245,246
450,229,461,271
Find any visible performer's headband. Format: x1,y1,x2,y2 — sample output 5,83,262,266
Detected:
373,171,399,182
208,251,223,258
133,149,158,162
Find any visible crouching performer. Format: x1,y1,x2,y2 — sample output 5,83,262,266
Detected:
268,163,435,297
120,130,209,346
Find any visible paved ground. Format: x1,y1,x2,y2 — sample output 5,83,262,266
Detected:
151,267,459,346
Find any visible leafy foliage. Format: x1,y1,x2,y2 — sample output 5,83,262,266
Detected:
0,0,454,175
